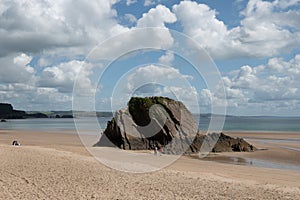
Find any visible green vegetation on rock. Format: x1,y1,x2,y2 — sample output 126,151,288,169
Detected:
128,96,170,126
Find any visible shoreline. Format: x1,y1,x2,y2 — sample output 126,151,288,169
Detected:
1,129,300,169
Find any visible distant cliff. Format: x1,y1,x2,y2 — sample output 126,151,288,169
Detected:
0,103,48,119
0,103,26,119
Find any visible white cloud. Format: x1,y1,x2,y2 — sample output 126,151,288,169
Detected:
0,57,96,110
0,53,35,84
90,5,177,61
110,64,195,109
0,0,128,57
161,86,199,111
38,60,94,93
158,51,174,65
124,13,137,24
126,0,137,6
13,53,35,74
173,1,230,58
199,89,212,107
32,88,71,104
249,55,300,102
231,65,258,89
173,0,300,59
144,0,156,7
126,64,193,92
89,28,175,61
0,81,73,111
199,88,227,108
273,0,300,9
201,54,300,114
137,5,177,28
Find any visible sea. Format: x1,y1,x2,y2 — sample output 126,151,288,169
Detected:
1,115,300,133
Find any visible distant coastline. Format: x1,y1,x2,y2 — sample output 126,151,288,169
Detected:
0,103,72,119
0,103,113,119
1,103,300,132
0,103,42,119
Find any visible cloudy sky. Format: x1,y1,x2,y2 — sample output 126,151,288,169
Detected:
0,0,300,116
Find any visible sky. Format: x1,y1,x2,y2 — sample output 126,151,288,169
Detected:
0,0,300,116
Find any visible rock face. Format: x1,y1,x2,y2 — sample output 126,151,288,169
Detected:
189,132,256,153
95,97,255,154
95,97,198,154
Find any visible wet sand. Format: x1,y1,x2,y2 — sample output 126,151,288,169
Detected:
223,131,300,167
0,130,300,199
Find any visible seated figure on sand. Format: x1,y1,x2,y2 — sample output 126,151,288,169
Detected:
12,140,20,146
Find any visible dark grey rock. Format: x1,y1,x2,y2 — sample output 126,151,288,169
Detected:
95,97,256,154
95,97,198,154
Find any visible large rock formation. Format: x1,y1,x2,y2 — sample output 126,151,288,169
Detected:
189,132,256,153
95,97,255,154
95,97,198,154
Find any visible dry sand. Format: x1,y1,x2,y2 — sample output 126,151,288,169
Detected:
0,130,300,199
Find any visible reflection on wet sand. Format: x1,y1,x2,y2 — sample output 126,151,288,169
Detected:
198,154,300,171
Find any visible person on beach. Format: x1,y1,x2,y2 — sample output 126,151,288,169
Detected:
158,146,163,156
12,140,20,146
250,145,253,151
154,146,158,156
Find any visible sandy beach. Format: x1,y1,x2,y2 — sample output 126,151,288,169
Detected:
0,130,300,199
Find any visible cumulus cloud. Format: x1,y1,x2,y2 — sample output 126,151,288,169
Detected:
126,64,193,92
0,54,96,110
198,88,227,109
0,79,73,111
127,65,196,110
0,0,127,57
0,53,35,84
90,5,177,61
279,0,300,9
173,0,300,59
38,60,94,93
161,86,199,111
29,88,71,105
110,64,196,109
137,5,177,28
201,54,300,114
173,1,228,56
158,51,174,65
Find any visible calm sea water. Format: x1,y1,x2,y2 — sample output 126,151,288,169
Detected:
0,118,110,133
1,116,300,132
198,116,300,132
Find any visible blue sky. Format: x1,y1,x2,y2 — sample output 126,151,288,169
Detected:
0,0,300,116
